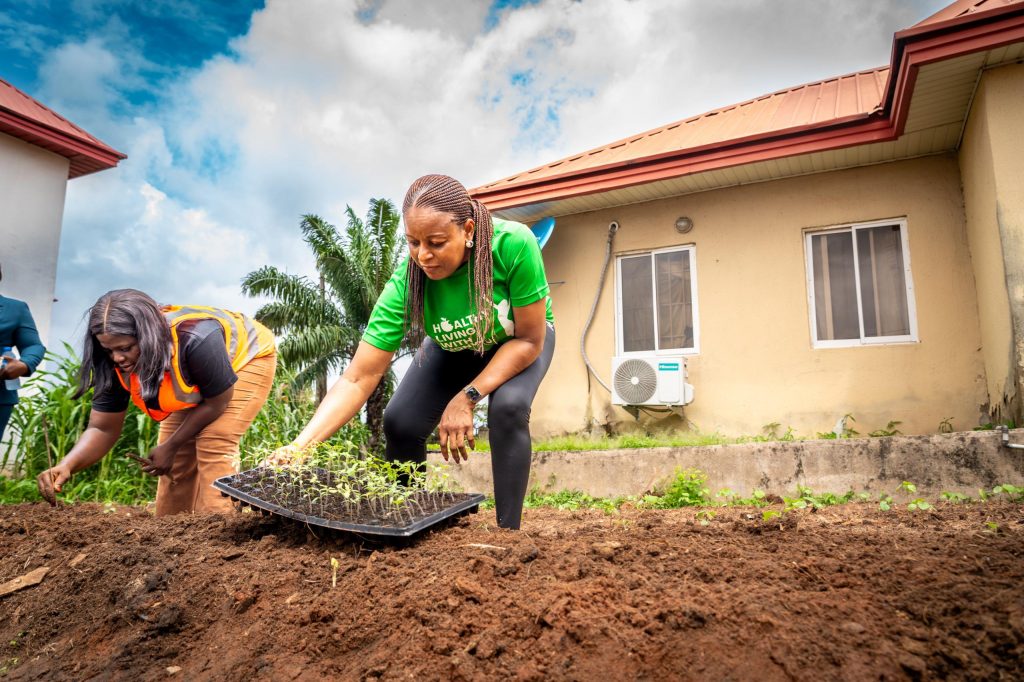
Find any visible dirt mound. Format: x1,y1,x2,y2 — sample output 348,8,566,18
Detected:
1,501,1022,680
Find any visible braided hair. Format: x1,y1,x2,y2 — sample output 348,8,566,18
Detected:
402,174,495,354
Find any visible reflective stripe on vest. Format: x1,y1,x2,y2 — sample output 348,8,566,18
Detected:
115,305,276,422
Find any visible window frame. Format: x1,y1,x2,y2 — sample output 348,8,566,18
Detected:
614,244,700,357
804,217,919,349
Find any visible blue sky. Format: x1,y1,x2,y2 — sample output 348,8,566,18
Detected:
1,0,952,349
2,2,262,107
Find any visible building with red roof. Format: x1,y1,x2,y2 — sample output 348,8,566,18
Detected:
0,78,125,342
474,0,1024,438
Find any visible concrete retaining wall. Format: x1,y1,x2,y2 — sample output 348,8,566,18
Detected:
427,429,1024,498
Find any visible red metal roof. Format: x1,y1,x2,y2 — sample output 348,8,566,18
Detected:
0,78,125,178
476,67,890,193
473,0,1024,211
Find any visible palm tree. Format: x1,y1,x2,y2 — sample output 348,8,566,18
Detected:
242,198,404,453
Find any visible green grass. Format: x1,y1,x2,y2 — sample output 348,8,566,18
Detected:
471,431,740,453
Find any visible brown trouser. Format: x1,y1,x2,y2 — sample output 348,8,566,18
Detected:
155,353,276,516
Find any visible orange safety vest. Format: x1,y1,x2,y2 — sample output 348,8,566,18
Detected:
115,305,276,422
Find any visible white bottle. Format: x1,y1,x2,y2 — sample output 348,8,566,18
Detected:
2,347,20,391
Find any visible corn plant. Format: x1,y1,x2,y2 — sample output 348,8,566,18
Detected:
1,346,157,504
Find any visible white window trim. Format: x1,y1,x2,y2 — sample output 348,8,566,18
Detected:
804,217,919,349
614,244,700,357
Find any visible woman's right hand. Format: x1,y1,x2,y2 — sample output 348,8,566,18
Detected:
37,463,73,506
262,443,306,467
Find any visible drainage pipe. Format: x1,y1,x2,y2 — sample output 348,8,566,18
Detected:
580,221,618,394
1000,425,1024,450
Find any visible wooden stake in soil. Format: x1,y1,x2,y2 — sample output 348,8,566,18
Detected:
0,567,50,598
41,415,54,470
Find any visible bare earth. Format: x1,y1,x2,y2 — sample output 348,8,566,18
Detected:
0,501,1022,680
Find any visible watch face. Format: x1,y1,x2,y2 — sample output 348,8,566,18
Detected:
465,386,482,403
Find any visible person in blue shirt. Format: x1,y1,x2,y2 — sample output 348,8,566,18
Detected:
0,265,47,444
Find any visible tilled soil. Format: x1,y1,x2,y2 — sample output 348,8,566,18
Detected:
0,501,1022,681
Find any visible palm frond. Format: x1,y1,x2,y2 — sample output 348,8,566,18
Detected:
241,266,340,328
241,203,409,416
290,355,343,394
277,325,359,368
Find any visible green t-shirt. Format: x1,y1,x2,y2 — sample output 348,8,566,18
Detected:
363,218,555,352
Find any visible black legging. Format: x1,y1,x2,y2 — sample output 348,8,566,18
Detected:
383,324,555,529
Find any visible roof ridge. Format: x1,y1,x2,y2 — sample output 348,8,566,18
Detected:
0,77,119,154
0,77,125,178
478,65,890,190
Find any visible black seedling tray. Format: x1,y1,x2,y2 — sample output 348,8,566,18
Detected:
213,469,485,537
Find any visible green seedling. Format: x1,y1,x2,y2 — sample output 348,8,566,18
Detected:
695,510,716,526
245,443,454,526
990,484,1024,501
0,657,19,675
869,420,903,437
784,486,855,510
899,481,917,494
641,469,711,509
984,521,999,533
907,498,931,511
818,413,859,439
941,491,969,504
762,510,782,522
879,493,893,511
784,497,807,511
526,489,625,513
731,489,770,506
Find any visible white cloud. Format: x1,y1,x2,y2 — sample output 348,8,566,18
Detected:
49,0,952,348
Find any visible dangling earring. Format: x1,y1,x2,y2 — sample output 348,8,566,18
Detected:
466,238,474,248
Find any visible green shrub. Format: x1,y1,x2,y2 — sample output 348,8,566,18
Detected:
644,468,711,508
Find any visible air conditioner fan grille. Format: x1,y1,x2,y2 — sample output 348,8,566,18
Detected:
614,359,658,404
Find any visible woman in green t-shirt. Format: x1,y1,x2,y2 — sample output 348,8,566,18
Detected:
273,174,555,529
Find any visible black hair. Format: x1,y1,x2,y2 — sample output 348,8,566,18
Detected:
75,289,171,401
402,174,495,354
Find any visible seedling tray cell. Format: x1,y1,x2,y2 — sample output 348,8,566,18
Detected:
214,468,485,537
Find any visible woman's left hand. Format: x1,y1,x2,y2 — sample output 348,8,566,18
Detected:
438,393,476,462
139,443,176,477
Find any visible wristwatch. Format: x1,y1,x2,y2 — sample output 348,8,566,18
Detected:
463,385,484,404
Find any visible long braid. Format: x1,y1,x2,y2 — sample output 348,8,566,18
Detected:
402,174,495,354
469,197,494,351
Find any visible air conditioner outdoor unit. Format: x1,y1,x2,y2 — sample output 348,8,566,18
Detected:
611,355,695,406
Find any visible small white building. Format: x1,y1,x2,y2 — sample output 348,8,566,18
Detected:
0,78,125,343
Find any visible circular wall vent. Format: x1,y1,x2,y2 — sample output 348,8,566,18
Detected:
613,359,657,404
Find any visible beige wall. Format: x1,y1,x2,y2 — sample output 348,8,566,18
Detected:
0,132,70,345
959,64,1024,425
531,155,986,438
